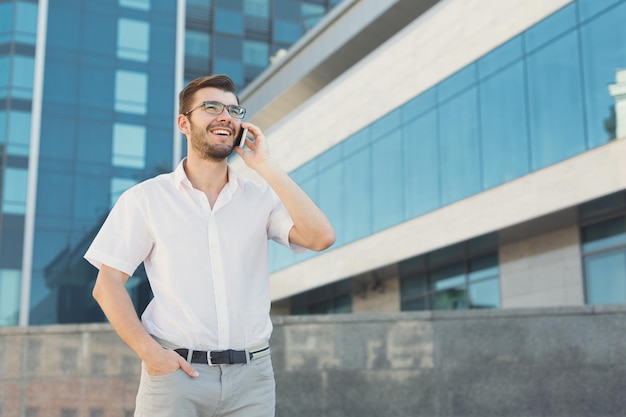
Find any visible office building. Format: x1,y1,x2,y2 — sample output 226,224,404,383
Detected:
231,0,626,314
0,0,341,327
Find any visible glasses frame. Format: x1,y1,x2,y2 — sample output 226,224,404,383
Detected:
183,101,247,119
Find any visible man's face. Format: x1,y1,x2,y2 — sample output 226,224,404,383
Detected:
186,87,242,161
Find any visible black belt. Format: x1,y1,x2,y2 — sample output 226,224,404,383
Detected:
175,345,270,365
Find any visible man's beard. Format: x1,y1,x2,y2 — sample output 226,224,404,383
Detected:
189,119,235,161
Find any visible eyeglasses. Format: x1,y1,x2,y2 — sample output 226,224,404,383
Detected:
183,101,247,119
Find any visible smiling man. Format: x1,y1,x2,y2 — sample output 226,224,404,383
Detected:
84,74,335,417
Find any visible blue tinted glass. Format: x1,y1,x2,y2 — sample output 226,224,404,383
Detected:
35,172,73,217
0,4,12,43
0,269,21,326
46,7,81,49
478,35,523,80
317,164,344,247
214,59,243,85
479,61,530,188
401,88,436,121
274,0,299,19
585,250,626,304
0,57,8,98
317,145,342,171
244,0,269,18
120,0,150,11
292,158,316,183
343,146,371,243
12,56,35,99
403,111,440,218
580,2,626,148
118,18,150,62
372,129,404,232
186,31,210,58
469,279,500,308
113,123,146,168
526,32,586,169
2,168,28,214
341,128,370,155
243,40,269,66
115,70,147,114
215,9,244,35
76,120,112,165
214,35,243,60
44,61,79,104
439,87,481,205
370,108,401,141
73,175,110,220
15,2,38,44
524,3,577,53
274,19,301,43
578,0,623,22
582,217,626,253
437,64,477,103
6,111,31,156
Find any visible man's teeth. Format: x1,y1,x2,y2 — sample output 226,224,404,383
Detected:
212,129,230,136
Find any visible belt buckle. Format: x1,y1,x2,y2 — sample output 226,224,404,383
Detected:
207,350,215,366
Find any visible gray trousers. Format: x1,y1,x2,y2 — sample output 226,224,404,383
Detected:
134,355,276,417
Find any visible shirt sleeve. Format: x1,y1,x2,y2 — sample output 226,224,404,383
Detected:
84,188,154,276
266,190,307,254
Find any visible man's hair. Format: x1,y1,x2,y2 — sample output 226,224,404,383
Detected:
179,74,239,114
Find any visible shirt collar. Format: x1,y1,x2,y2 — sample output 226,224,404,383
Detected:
174,158,240,193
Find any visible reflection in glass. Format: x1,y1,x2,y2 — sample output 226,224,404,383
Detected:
2,168,28,214
117,18,150,62
585,250,626,304
114,70,148,115
113,123,146,169
0,269,21,326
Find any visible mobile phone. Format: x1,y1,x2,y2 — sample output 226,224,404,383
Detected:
236,127,248,148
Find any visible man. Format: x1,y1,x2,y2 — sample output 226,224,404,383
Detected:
85,74,335,416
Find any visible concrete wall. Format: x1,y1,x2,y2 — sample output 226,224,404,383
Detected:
3,306,626,417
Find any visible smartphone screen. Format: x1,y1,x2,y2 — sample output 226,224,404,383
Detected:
236,128,248,148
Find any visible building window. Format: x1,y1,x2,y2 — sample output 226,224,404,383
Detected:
112,123,146,169
117,18,150,62
291,280,352,315
244,0,269,18
0,55,35,100
0,111,31,156
582,216,626,304
0,269,21,327
243,40,269,67
400,238,500,311
114,70,148,115
2,167,28,215
185,30,210,59
119,0,150,11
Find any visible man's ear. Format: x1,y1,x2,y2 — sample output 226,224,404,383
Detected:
177,114,190,134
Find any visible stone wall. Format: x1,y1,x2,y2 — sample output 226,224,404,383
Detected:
2,306,626,416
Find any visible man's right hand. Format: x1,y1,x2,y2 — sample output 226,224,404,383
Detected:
145,347,199,378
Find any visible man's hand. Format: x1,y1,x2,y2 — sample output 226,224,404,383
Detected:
144,346,199,378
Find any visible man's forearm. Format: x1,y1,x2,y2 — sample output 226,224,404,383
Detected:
256,158,336,251
92,265,162,362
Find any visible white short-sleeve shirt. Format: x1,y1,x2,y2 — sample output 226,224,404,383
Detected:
84,159,304,351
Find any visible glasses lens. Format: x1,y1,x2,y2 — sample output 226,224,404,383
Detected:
227,106,246,119
203,102,224,114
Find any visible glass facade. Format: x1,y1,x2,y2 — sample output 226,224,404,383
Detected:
581,192,626,305
0,0,341,327
271,0,626,274
184,0,341,88
400,235,500,311
0,0,39,327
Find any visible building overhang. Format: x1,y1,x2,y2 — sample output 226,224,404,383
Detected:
240,0,442,132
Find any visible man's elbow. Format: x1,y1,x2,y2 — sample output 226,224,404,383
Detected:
311,228,336,251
